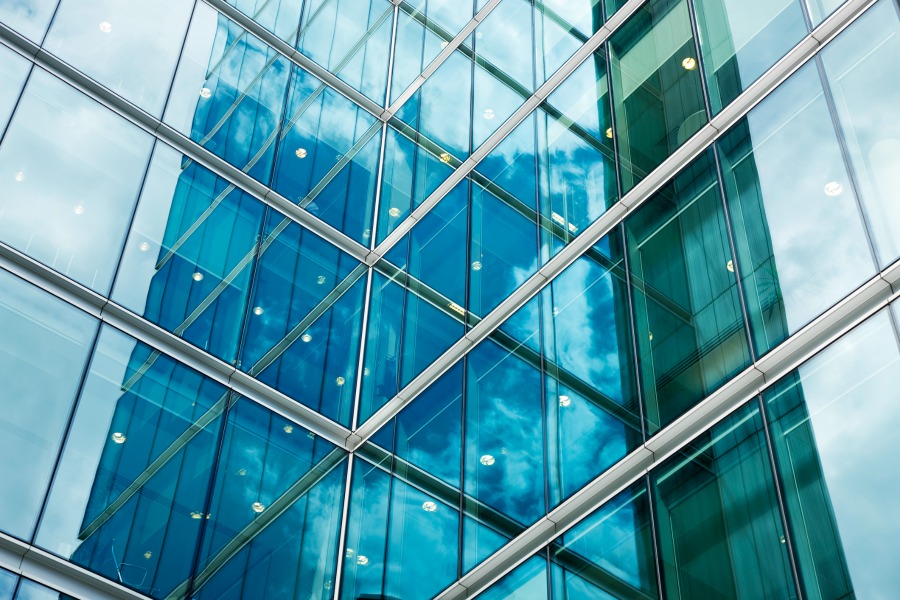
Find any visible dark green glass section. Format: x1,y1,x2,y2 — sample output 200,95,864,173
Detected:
550,482,658,599
625,151,749,433
718,63,874,357
694,0,807,113
765,309,900,600
609,0,707,192
653,401,797,600
820,0,900,268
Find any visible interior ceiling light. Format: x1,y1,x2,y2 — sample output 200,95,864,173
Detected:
649,331,654,341
422,501,437,512
13,171,25,182
143,551,152,560
439,152,452,164
726,260,734,273
99,21,112,33
295,148,308,159
199,87,212,99
237,468,247,476
192,272,204,282
480,454,495,466
357,555,369,566
448,302,465,316
559,395,571,407
682,57,697,70
824,181,843,196
190,511,203,519
316,275,327,285
73,205,85,215
483,108,495,120
362,229,371,239
251,502,265,513
111,432,127,444
253,306,264,316
605,128,613,139
283,424,294,434
138,241,150,252
336,376,346,386
471,260,483,271
388,207,401,217
363,367,370,376
301,333,312,343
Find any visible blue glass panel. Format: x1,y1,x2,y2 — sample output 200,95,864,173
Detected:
0,569,13,600
340,459,389,599
36,326,227,598
479,554,548,599
0,43,29,134
0,269,97,541
0,0,58,42
113,143,266,365
463,516,510,575
390,11,445,105
0,68,153,293
225,0,304,44
193,398,346,600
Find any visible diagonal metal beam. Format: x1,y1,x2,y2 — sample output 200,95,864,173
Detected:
349,0,878,450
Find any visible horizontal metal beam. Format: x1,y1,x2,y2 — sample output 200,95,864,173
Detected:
435,250,900,600
352,0,879,449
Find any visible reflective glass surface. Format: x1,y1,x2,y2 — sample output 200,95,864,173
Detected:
626,151,750,433
479,555,549,599
718,63,874,356
0,269,97,541
0,0,57,42
0,43,29,133
653,401,797,599
694,0,807,112
44,0,194,116
0,68,153,293
820,0,900,268
610,0,708,192
766,310,900,600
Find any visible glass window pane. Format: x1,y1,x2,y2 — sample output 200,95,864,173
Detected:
718,63,875,356
0,0,58,42
652,401,797,600
694,0,807,112
479,555,548,600
0,269,97,541
112,143,266,365
44,0,194,116
0,569,13,600
609,0,708,192
550,482,658,599
224,0,303,44
36,326,227,598
0,43,30,135
192,398,346,600
0,69,153,293
820,0,900,268
765,309,900,600
806,0,848,25
625,151,750,433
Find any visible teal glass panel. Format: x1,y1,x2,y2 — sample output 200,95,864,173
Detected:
389,8,447,105
192,398,346,600
36,326,228,599
0,269,97,541
694,0,807,113
297,0,393,104
0,569,13,599
472,59,530,151
44,0,194,116
463,515,511,575
165,4,291,185
718,63,874,357
653,401,797,600
0,43,29,134
765,309,900,600
479,555,548,600
605,0,629,19
0,0,57,42
0,68,153,294
820,0,900,268
112,143,266,365
377,124,455,244
475,112,537,213
465,340,545,527
238,213,365,426
539,0,603,38
550,482,658,599
625,151,750,433
358,270,465,423
476,0,536,92
12,580,62,600
340,458,460,600
609,0,708,192
224,0,304,44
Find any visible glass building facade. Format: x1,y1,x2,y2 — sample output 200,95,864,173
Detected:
0,0,897,598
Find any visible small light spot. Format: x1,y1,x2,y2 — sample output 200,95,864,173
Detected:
475,31,483,39
362,229,371,239
336,376,346,386
357,555,369,566
471,260,482,271
13,171,25,182
192,272,204,282
73,205,85,215
483,108,495,120
324,581,332,590
295,148,308,159
605,128,613,139
111,432,126,444
138,241,150,252
253,306,264,316
301,333,312,343
143,551,152,560
283,424,294,434
363,367,370,376
649,332,654,341
439,152,452,164
726,260,734,272
422,501,437,512
237,468,247,476
316,275,327,285
682,57,697,70
199,87,212,99
190,511,203,520
559,395,571,407
99,21,112,33
388,207,401,217
480,454,495,466
824,181,843,196
251,502,265,513
345,548,356,558
440,41,449,49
